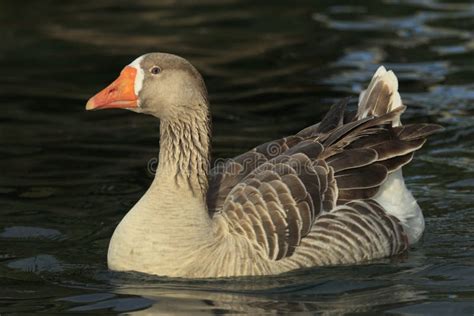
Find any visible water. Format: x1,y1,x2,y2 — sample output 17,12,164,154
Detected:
1,0,473,314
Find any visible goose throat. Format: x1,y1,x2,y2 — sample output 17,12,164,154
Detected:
157,107,211,196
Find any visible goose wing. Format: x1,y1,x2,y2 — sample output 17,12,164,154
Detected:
208,68,442,262
206,98,354,214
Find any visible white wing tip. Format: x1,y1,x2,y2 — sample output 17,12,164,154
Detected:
358,66,403,125
374,65,387,77
371,66,398,92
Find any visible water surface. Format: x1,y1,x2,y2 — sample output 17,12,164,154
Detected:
0,0,473,314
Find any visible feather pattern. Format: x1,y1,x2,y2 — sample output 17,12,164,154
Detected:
207,66,442,267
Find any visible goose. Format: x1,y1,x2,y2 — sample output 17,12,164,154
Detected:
86,53,441,278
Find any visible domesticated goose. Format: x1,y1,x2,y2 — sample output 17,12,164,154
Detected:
86,53,441,278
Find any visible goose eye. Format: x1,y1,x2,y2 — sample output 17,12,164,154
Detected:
150,66,161,75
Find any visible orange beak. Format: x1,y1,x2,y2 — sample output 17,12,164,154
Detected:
86,66,138,110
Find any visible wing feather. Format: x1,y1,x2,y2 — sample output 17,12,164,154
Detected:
209,67,441,263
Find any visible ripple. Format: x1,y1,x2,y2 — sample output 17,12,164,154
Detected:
1,226,62,239
68,297,153,313
387,301,474,315
7,255,64,273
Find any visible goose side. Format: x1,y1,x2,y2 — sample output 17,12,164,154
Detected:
86,53,442,278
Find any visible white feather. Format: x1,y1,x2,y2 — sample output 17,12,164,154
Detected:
129,56,145,106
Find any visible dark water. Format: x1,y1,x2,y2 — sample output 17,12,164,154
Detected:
1,0,473,314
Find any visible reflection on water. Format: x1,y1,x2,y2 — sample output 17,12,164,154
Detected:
0,0,473,314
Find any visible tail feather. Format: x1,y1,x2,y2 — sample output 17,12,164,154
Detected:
357,66,403,127
356,66,425,245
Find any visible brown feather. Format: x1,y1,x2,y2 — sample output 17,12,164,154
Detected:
396,123,444,140
314,98,348,134
338,186,380,200
285,139,324,158
335,164,388,189
369,138,425,161
378,152,413,172
326,148,378,172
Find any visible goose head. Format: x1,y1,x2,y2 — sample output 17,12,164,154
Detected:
86,53,208,120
